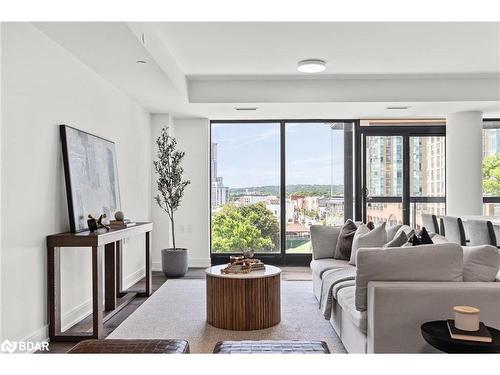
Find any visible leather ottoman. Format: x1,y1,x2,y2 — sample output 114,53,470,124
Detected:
213,340,330,354
68,339,190,354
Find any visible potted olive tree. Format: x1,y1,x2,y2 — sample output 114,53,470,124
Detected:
154,127,191,277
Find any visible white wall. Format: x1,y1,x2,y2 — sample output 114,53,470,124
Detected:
1,23,152,342
151,114,173,270
173,118,211,268
0,21,3,341
446,111,484,216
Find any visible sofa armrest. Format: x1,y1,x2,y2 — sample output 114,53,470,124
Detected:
367,281,500,353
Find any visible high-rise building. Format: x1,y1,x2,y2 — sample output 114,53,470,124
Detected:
211,143,229,209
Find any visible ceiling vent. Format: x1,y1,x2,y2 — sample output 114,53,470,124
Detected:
235,107,258,111
386,106,411,110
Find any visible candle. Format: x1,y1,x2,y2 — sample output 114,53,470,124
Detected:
454,306,480,331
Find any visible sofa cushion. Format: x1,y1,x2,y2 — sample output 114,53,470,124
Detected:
310,225,341,260
355,243,463,311
386,224,403,242
394,225,414,240
349,222,387,266
310,259,352,279
432,234,449,244
337,286,367,333
383,230,408,248
462,245,500,282
334,220,357,260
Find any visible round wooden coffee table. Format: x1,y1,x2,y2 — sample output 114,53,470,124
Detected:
205,264,281,331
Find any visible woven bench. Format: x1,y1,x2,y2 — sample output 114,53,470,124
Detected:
68,339,190,354
213,340,330,354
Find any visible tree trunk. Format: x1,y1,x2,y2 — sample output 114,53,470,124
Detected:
170,212,176,250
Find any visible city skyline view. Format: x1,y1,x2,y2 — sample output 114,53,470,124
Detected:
211,122,345,189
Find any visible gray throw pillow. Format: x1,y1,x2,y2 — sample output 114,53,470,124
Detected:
462,245,500,282
334,220,357,260
386,224,403,242
383,230,408,248
310,225,342,260
349,222,387,266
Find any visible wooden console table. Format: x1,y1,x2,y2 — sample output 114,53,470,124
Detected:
47,222,153,342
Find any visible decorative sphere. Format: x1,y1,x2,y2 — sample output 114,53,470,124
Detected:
114,211,124,221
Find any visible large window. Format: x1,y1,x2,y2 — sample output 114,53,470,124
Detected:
210,120,354,260
482,120,500,216
285,122,348,254
211,122,281,254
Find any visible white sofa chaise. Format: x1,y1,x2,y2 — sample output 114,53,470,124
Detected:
310,225,500,353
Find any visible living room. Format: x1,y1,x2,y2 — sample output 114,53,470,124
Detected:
1,1,500,373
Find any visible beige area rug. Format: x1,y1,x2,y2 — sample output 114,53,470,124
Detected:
109,279,345,353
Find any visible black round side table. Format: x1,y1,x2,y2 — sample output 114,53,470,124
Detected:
421,320,500,353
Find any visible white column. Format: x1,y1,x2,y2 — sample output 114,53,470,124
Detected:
151,114,174,271
174,118,211,268
446,111,483,216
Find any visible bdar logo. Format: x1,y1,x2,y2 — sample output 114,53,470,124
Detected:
1,339,17,353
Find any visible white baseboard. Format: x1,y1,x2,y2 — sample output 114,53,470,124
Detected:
189,257,211,268
123,267,146,290
61,299,92,332
4,266,150,352
153,258,211,271
60,267,145,332
19,325,49,353
152,261,162,272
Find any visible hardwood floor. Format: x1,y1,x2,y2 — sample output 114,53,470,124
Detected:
39,266,311,353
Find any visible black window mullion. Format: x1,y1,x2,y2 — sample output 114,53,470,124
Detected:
402,135,411,225
280,121,286,263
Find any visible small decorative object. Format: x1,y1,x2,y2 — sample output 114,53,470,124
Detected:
154,127,191,277
87,215,98,232
115,210,125,221
87,213,109,232
230,255,244,264
221,258,265,274
96,214,110,231
454,305,480,331
243,249,255,259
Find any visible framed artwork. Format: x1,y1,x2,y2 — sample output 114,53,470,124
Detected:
60,125,121,232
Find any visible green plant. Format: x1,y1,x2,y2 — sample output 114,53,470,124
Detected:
211,203,278,253
483,153,500,196
153,127,190,249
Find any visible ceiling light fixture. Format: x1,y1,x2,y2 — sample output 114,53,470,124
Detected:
136,60,147,64
297,59,326,73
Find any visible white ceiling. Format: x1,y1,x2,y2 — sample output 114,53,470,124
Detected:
33,22,500,119
155,22,500,76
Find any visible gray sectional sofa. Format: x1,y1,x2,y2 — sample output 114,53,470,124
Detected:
310,224,500,353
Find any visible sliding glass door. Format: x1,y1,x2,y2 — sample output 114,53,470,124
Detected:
360,125,446,226
409,136,446,229
364,135,404,226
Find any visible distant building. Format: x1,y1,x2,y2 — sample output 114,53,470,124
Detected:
211,143,229,209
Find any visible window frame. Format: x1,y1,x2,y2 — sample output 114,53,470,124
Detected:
354,124,447,225
482,118,500,209
209,119,357,266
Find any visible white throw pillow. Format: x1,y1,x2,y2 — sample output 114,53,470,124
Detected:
349,222,387,266
385,224,403,242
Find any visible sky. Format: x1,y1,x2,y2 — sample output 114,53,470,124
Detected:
212,122,346,188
